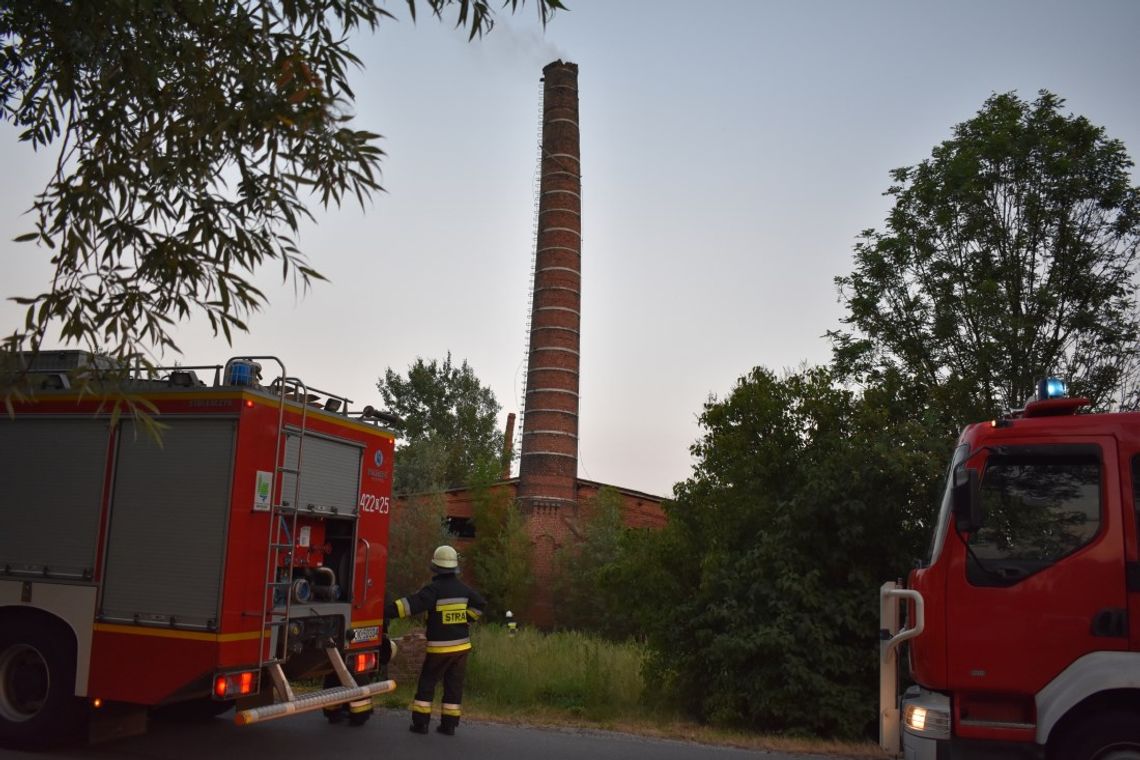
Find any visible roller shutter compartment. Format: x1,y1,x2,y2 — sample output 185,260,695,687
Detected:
281,432,362,515
0,418,109,579
100,419,236,628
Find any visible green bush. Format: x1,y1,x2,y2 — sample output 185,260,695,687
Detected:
633,367,940,738
467,470,533,619
551,487,641,639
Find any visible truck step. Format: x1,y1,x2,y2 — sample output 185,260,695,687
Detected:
235,680,396,726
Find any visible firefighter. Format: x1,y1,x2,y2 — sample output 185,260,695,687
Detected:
384,545,486,736
506,610,517,637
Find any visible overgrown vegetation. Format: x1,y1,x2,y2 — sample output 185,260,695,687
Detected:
551,487,647,641
379,626,880,757
636,368,942,737
382,626,652,721
466,626,647,721
385,492,451,600
468,467,533,619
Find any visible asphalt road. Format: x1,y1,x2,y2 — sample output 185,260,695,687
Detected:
0,710,858,760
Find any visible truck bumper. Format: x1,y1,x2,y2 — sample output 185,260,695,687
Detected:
901,687,950,759
901,688,1043,760
902,731,941,760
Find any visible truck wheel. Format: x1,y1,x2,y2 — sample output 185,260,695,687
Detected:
0,618,84,748
1052,710,1140,760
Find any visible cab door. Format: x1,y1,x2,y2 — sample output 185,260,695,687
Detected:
945,438,1129,704
1128,455,1140,652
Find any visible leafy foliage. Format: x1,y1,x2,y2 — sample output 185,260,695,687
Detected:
0,0,562,395
377,353,503,494
831,91,1140,419
551,487,641,639
386,491,451,603
467,463,533,620
636,367,942,737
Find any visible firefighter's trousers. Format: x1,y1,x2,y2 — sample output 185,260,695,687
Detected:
411,650,469,730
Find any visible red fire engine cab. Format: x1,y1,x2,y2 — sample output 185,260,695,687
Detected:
880,378,1140,759
0,352,399,747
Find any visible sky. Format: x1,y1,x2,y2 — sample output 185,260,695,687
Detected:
3,0,1140,498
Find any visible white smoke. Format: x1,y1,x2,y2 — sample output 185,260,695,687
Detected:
470,12,569,71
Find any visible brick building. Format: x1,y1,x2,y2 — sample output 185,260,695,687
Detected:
431,477,665,626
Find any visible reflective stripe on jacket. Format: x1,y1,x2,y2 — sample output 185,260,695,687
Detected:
386,573,487,653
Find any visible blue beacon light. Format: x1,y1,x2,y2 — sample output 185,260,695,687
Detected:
1037,377,1068,400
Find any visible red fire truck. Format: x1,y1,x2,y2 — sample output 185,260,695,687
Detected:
0,352,399,747
880,378,1140,759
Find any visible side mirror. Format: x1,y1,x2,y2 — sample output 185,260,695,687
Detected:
952,466,983,533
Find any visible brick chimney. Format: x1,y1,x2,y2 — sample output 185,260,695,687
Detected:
500,412,516,479
518,60,581,511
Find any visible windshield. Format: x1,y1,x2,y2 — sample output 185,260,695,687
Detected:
926,443,970,565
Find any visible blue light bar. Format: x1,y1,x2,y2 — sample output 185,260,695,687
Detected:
1036,377,1068,400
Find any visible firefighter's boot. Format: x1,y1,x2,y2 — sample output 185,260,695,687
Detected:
438,707,459,736
409,703,431,734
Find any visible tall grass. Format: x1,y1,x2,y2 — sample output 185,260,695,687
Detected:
465,626,653,722
380,626,882,757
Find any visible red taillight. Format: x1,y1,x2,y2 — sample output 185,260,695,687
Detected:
214,670,259,698
350,652,378,674
245,400,254,408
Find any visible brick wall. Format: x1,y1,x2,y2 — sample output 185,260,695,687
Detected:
388,631,426,686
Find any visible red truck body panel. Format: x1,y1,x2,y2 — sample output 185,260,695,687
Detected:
904,407,1140,752
2,375,394,709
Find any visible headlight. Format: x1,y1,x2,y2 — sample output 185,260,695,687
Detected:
904,702,950,739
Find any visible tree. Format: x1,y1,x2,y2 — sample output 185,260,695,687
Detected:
386,491,451,604
552,487,634,638
0,0,562,395
634,366,942,738
466,462,532,620
377,353,503,495
831,91,1140,421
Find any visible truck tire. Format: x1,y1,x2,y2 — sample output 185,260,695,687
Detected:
0,618,85,748
1051,709,1140,760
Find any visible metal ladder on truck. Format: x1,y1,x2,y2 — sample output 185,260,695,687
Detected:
232,357,395,726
